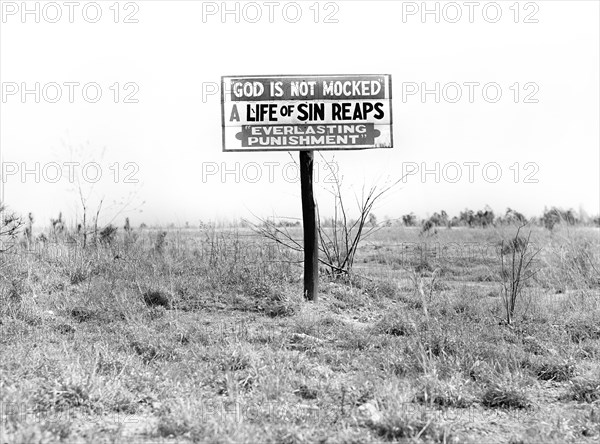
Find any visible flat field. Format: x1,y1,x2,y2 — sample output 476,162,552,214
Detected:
1,225,599,443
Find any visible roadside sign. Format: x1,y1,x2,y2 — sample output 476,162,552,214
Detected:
221,74,393,152
221,74,394,302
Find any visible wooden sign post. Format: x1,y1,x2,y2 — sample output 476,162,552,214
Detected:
221,74,393,301
299,150,318,301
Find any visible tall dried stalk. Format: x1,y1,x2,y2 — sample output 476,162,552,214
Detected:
499,223,540,324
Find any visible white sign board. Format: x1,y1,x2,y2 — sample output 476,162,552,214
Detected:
221,74,393,152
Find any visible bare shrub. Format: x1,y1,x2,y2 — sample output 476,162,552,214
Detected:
0,204,23,251
250,160,403,277
498,223,541,324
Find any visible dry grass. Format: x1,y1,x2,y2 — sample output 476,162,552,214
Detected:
0,225,598,443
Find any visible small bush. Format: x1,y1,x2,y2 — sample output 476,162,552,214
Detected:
498,224,540,325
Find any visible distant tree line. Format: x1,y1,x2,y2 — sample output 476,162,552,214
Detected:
396,206,600,233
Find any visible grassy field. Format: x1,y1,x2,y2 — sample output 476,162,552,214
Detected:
1,224,599,443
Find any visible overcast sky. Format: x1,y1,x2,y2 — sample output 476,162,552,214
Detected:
1,0,598,226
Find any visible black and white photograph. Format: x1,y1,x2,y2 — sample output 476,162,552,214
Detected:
1,1,599,443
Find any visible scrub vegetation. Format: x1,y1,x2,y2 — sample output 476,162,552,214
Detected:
1,209,599,443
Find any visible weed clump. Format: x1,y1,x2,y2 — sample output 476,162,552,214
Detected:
418,324,462,358
521,335,549,356
563,378,600,403
294,384,318,400
99,224,118,245
69,265,89,285
70,306,95,323
243,277,299,317
526,359,575,382
0,278,27,318
8,278,26,303
130,338,177,364
156,413,200,439
154,231,167,253
566,321,600,342
363,279,398,299
33,379,97,414
481,383,531,410
413,377,474,408
220,349,251,372
143,290,172,309
55,323,76,335
368,412,453,442
375,312,416,337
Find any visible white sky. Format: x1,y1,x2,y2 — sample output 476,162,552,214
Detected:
1,0,599,226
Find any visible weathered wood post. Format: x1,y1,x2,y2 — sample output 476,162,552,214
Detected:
299,150,318,301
